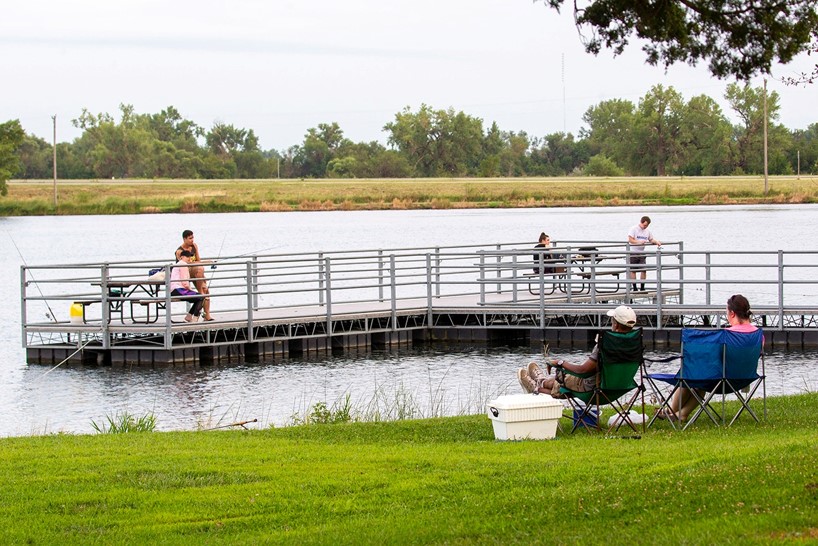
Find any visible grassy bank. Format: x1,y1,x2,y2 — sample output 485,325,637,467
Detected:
1,393,816,544
4,175,818,215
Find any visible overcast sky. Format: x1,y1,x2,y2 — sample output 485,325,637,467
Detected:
3,0,816,151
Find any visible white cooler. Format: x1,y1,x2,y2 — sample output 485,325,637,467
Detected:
486,393,564,440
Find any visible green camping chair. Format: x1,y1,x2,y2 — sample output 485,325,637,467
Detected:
560,328,646,434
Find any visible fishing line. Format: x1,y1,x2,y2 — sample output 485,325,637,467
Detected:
227,244,285,259
30,339,93,382
6,230,58,323
206,232,228,283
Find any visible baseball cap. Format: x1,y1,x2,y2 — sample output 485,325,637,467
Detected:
607,305,636,327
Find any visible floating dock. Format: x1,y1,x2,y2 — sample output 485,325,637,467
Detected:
22,241,818,366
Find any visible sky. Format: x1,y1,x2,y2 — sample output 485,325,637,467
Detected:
2,0,817,152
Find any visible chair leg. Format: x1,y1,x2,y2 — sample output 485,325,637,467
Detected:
683,388,722,430
726,378,763,426
647,383,682,430
565,397,600,434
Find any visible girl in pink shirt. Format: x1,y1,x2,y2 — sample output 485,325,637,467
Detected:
170,252,204,322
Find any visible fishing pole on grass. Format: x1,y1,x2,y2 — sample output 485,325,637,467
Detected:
204,418,258,431
7,230,58,323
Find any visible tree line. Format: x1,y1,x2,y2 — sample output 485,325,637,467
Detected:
3,83,818,191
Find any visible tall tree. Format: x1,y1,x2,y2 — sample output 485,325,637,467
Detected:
538,1,818,80
631,85,686,176
789,123,818,174
0,120,25,195
71,104,153,178
498,131,530,177
581,99,635,171
529,132,586,176
15,133,53,179
205,122,265,178
384,105,485,177
725,83,791,174
295,122,351,178
678,95,734,175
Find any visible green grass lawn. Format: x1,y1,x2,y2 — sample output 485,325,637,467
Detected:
1,393,816,544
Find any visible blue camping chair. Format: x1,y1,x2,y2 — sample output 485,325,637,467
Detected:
647,328,765,431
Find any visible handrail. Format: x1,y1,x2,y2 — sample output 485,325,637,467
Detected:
20,243,818,349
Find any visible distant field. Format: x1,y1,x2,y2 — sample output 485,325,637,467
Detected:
5,175,818,215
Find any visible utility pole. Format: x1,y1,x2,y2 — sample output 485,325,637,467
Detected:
52,115,58,207
763,79,768,195
561,53,566,134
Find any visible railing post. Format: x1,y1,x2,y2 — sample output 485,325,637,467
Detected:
705,252,712,306
378,249,385,302
495,243,502,294
655,249,663,329
101,263,110,350
565,246,574,304
324,257,333,336
426,254,433,327
677,242,685,305
511,254,519,303
252,255,259,310
20,266,27,346
318,252,325,306
478,251,486,304
589,249,598,305
389,254,397,331
163,263,172,349
778,250,784,331
435,247,441,298
246,261,255,342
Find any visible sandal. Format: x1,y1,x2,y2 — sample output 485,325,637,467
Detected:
656,408,680,422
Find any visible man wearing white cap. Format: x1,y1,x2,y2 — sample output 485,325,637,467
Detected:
518,305,637,396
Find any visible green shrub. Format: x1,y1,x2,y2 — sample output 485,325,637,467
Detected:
584,154,625,177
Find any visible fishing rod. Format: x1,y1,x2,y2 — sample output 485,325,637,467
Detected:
7,231,58,323
206,232,228,283
204,418,258,431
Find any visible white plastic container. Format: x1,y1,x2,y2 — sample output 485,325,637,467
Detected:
486,393,564,440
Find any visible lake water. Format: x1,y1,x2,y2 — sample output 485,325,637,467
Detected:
1,204,817,436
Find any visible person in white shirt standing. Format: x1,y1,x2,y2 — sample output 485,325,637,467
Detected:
627,216,661,292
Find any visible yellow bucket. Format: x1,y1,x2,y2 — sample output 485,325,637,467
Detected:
70,302,84,324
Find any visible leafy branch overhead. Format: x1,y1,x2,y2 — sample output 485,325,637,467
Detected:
539,0,818,80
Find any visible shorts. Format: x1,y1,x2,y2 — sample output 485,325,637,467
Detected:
550,369,595,396
628,254,647,271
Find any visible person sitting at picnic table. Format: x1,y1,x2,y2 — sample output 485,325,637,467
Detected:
175,229,213,320
657,294,760,422
532,232,555,274
170,251,205,323
517,305,637,395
